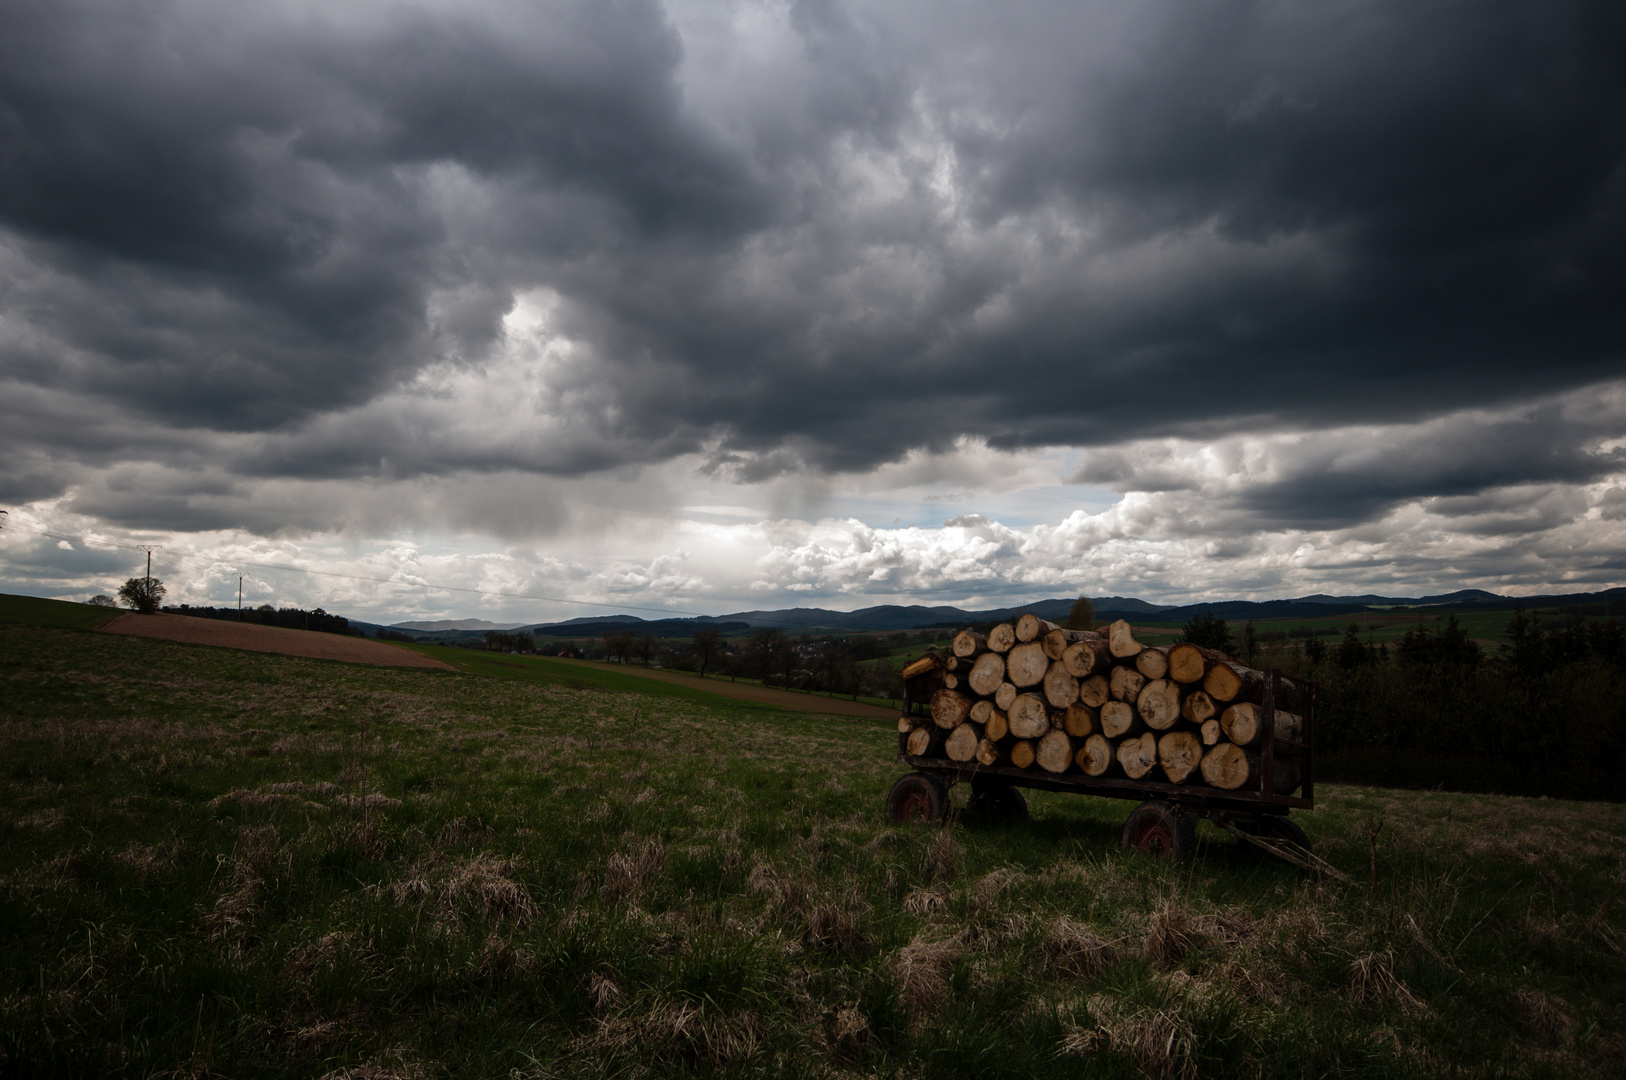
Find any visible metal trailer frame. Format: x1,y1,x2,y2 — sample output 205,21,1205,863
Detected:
892,667,1347,876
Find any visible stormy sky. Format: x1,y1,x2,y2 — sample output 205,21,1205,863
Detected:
1,0,1623,621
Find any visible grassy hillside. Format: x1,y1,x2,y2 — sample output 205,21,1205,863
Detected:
0,592,122,631
2,621,1624,1078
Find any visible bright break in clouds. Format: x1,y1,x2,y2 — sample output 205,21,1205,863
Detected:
1,0,1623,620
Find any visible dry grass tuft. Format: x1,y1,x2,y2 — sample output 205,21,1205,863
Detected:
1509,988,1574,1046
1044,916,1118,979
829,1003,869,1057
583,1000,762,1066
445,854,536,924
588,968,622,1012
903,887,947,915
600,838,667,903
892,933,965,1024
1346,952,1426,1015
1062,995,1197,1080
1143,901,1202,969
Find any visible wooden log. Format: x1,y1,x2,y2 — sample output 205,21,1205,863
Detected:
952,630,989,659
1041,626,1094,660
1077,734,1116,776
1135,647,1169,681
1110,666,1146,703
906,727,943,757
944,656,959,672
1036,730,1074,773
1203,661,1263,704
1078,674,1110,708
1010,739,1035,770
987,623,1017,653
897,717,915,734
1199,743,1303,793
930,689,972,730
1157,731,1204,784
1007,642,1050,688
901,653,945,680
1180,690,1217,726
985,709,1009,741
1007,693,1050,739
967,652,1006,697
1060,639,1104,677
1220,703,1304,747
1108,619,1144,659
1062,703,1096,737
1117,732,1158,779
994,682,1018,711
1137,679,1183,731
1016,613,1059,643
945,723,980,762
1100,700,1139,738
976,737,1001,767
1167,642,1224,685
1043,661,1081,708
942,673,959,690
969,699,994,725
1200,718,1222,746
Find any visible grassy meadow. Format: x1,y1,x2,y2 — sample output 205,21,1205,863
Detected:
3,610,1626,1078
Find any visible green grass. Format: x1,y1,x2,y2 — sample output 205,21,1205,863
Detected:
3,620,1625,1078
397,644,766,707
0,593,121,631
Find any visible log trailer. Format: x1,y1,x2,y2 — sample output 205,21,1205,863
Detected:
884,620,1343,875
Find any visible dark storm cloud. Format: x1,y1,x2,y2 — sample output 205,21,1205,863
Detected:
1,0,1623,532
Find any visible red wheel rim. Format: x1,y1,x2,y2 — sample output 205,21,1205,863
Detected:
1134,820,1174,855
897,789,933,821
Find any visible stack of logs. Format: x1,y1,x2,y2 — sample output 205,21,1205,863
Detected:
897,614,1302,793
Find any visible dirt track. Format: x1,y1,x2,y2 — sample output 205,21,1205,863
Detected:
546,658,898,719
101,614,457,670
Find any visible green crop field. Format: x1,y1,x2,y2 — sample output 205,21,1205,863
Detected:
3,614,1625,1078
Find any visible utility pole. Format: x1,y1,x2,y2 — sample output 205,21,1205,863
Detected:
238,575,243,620
137,545,162,612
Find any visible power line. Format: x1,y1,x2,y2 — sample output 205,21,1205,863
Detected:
0,516,713,618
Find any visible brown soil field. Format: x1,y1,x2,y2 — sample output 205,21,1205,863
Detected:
546,657,898,719
100,613,457,670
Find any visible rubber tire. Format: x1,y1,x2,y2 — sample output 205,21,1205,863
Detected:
1121,800,1197,859
1234,815,1310,849
969,784,1028,817
885,773,949,823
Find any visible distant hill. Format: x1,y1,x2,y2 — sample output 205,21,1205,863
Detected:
369,586,1625,640
392,618,529,632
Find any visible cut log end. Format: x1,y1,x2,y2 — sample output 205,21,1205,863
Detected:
929,689,972,730
1007,693,1050,739
1010,740,1036,770
945,723,980,762
1078,734,1115,776
1117,732,1158,779
1007,642,1050,688
1136,679,1183,731
1036,730,1074,773
1108,619,1144,659
1135,647,1169,681
987,623,1017,653
1158,731,1204,784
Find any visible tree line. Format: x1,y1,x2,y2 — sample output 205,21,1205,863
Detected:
1183,608,1626,801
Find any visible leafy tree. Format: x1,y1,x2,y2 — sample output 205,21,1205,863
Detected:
1179,609,1233,652
633,634,656,667
1336,623,1376,670
117,577,166,614
692,627,723,677
1066,596,1096,631
1240,619,1260,667
87,595,117,608
1397,615,1481,669
1303,635,1328,668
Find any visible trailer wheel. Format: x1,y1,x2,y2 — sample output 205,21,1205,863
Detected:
885,773,948,823
1122,801,1196,859
969,784,1028,817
